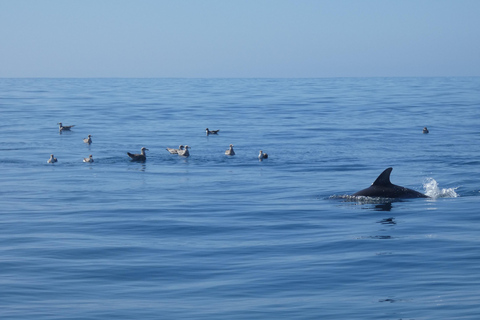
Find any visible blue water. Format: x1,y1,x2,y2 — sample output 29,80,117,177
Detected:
1,78,479,319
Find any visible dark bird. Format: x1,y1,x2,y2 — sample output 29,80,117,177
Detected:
58,122,75,131
206,128,219,135
423,127,429,134
127,147,148,162
83,154,94,163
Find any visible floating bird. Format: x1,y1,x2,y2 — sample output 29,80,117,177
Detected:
206,128,219,135
127,147,148,162
423,127,429,134
47,154,57,163
58,122,75,131
225,144,235,156
83,154,94,163
83,134,92,144
177,145,190,157
258,150,268,160
166,145,184,154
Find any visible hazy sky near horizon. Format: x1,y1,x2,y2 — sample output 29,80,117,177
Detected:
1,0,479,78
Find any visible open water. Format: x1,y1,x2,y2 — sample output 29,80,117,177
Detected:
0,77,479,319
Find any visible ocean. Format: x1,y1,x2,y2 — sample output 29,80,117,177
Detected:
1,77,479,319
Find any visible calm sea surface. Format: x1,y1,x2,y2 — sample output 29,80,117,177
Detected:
1,78,479,319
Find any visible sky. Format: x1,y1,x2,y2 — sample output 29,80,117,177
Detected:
1,0,479,78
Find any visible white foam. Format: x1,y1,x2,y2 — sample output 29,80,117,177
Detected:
423,178,458,199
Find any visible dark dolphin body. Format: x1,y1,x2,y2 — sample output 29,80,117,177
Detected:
352,167,429,199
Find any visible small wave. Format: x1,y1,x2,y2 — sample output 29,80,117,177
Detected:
423,178,458,199
329,194,396,204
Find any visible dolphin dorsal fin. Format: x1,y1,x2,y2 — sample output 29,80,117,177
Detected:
372,167,393,186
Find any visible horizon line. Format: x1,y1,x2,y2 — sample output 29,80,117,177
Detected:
1,75,479,80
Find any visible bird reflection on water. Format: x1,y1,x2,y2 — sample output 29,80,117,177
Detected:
378,217,396,225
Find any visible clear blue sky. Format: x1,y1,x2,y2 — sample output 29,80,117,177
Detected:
1,0,479,77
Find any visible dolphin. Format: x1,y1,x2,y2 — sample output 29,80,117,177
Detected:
352,167,429,198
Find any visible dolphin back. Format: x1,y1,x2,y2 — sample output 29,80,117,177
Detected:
352,167,429,198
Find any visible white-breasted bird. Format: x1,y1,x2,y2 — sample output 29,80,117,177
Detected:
166,145,184,154
83,154,94,163
177,145,191,157
225,144,235,156
258,150,268,160
83,134,92,144
47,154,58,163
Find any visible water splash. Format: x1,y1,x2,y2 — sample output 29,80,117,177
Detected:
423,177,458,199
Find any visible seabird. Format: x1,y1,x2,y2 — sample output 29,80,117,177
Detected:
206,128,219,135
83,154,94,163
258,150,268,160
127,147,148,162
225,144,235,156
423,127,429,134
47,154,57,163
166,145,184,154
58,122,75,131
83,134,92,144
177,145,190,157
